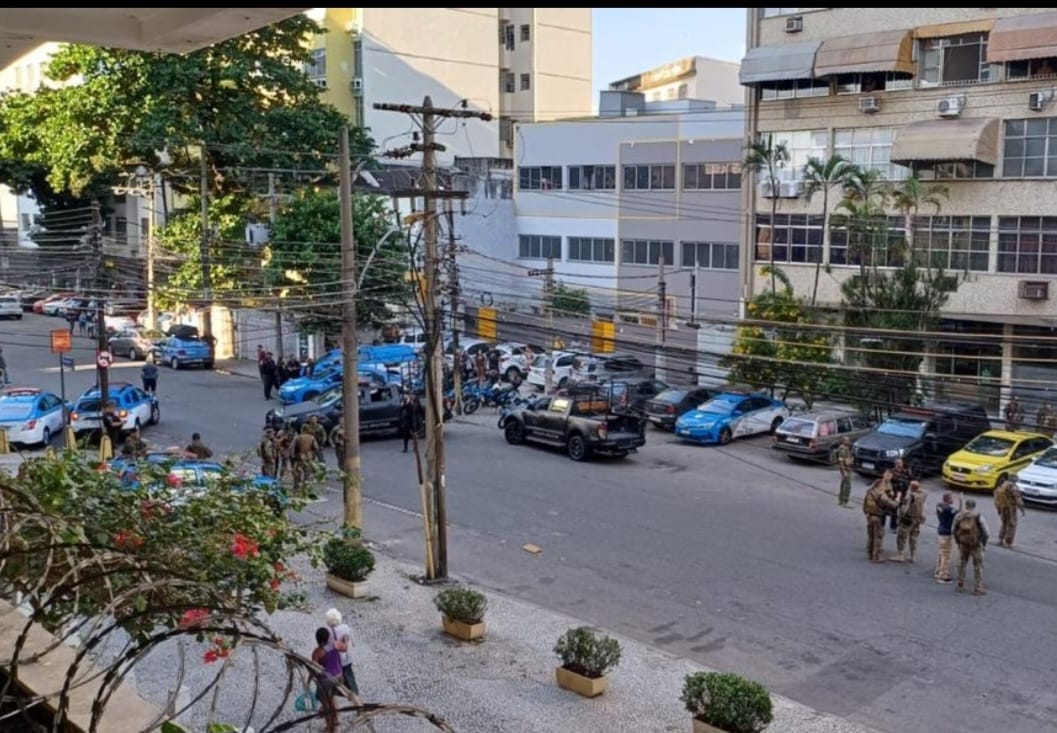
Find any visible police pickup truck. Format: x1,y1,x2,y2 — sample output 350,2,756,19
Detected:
500,393,646,461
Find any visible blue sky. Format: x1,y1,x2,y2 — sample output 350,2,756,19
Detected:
592,8,747,103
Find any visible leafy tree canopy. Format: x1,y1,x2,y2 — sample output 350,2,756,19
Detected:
551,282,590,317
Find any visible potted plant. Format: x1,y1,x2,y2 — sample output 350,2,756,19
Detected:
322,533,375,599
553,625,622,698
433,585,488,641
680,671,773,733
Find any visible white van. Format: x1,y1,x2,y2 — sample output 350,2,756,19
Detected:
0,295,22,319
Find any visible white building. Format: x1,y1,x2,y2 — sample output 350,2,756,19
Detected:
609,56,745,108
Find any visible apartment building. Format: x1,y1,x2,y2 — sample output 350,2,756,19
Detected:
741,7,1057,411
305,8,592,164
513,91,744,321
609,56,745,108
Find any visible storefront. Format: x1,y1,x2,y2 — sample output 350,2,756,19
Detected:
931,320,1002,414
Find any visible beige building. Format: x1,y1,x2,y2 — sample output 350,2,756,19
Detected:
304,8,592,163
740,8,1057,413
609,56,744,108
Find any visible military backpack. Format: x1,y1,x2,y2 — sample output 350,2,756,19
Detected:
954,513,980,548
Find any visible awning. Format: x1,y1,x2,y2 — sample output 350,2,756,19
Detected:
813,29,915,77
890,118,1000,166
987,12,1057,63
739,40,821,85
915,19,994,39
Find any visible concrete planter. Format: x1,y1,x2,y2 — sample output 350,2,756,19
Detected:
692,718,728,733
555,666,609,698
441,615,486,641
325,572,369,599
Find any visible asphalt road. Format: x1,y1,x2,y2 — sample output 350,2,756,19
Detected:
4,314,1057,733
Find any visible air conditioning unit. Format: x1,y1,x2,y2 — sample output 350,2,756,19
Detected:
936,95,966,118
758,180,778,198
1029,89,1055,112
859,95,881,113
351,78,363,95
312,77,328,90
1018,280,1050,300
785,16,803,33
779,180,803,198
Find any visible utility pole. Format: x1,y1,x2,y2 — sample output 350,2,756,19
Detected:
269,172,283,355
339,126,363,532
373,97,491,580
199,151,214,353
528,259,556,391
91,200,109,400
444,200,462,414
656,252,667,383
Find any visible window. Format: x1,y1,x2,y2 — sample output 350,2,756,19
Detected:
915,161,994,180
518,234,561,260
353,40,363,77
19,213,30,229
622,164,675,190
504,23,515,50
568,237,615,263
834,127,907,181
503,70,515,94
997,217,1057,274
1003,118,1057,178
518,166,562,190
568,165,616,191
919,34,992,87
520,73,531,91
500,117,514,146
1006,57,1057,81
681,241,739,270
761,8,801,17
520,24,530,42
827,214,907,267
754,214,824,264
912,216,990,272
621,239,674,266
303,48,326,79
683,162,742,190
767,130,827,183
760,80,830,100
833,72,913,94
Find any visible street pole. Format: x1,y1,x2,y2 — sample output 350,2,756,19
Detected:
91,200,109,400
269,172,283,354
339,126,363,532
145,173,156,331
199,151,214,351
544,257,555,393
445,200,462,414
656,252,667,383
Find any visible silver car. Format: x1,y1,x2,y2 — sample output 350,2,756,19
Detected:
108,328,164,361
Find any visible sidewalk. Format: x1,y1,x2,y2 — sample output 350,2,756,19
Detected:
259,552,878,733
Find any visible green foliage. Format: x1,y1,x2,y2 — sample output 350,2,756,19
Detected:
745,134,789,294
433,586,488,624
265,188,410,331
681,672,773,733
724,266,832,408
554,626,622,678
550,282,590,317
322,535,376,582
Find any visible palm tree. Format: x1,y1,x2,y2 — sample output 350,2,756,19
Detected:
801,154,853,309
745,134,789,294
890,174,949,262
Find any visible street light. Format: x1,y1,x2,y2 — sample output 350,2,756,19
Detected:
113,165,158,329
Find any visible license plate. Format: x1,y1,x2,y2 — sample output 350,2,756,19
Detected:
678,428,689,435
784,437,801,444
649,416,663,424
861,461,874,470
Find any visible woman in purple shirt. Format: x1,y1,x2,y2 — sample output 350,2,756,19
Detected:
311,626,341,732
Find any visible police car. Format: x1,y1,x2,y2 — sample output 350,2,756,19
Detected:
675,391,790,445
0,387,69,446
70,382,160,438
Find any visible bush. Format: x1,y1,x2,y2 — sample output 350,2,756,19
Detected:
553,626,622,679
322,536,375,582
681,671,773,733
433,586,487,624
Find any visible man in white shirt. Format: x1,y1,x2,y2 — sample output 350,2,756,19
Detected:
324,608,359,695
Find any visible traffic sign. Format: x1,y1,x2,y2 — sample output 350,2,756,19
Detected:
50,329,72,354
95,351,114,369
60,356,75,368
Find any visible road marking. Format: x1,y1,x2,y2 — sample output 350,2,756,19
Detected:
364,496,424,519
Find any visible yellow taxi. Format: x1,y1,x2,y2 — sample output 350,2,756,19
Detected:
942,430,1053,492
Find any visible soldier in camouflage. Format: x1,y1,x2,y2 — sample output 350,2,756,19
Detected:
303,416,328,465
258,428,278,478
835,436,854,507
863,472,900,563
893,480,927,563
994,477,1025,548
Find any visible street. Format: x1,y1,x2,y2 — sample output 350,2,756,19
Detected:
4,313,1057,733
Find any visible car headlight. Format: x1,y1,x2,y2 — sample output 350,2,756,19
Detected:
975,464,994,474
883,449,904,458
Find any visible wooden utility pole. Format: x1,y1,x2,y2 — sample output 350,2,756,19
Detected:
91,200,109,401
199,152,214,353
444,200,463,414
656,252,667,382
528,259,556,392
269,172,283,354
372,97,491,580
339,127,363,531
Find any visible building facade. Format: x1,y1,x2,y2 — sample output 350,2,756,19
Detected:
305,8,592,164
741,7,1057,413
609,56,745,108
513,92,744,323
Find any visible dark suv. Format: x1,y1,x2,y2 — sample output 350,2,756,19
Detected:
852,402,992,477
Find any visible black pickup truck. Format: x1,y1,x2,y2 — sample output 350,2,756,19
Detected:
501,394,646,461
266,383,448,439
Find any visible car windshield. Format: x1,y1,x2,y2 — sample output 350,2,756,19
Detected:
312,368,337,382
701,399,736,415
964,435,1014,457
779,417,816,436
876,418,927,439
316,388,342,407
1034,448,1057,468
654,389,687,403
76,398,103,413
0,402,32,420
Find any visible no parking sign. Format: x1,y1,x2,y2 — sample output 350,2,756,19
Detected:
95,350,114,369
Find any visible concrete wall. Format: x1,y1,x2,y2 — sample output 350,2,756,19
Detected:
531,8,592,121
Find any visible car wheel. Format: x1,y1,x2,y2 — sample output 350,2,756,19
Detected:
770,416,784,434
719,427,733,445
41,427,51,447
463,397,480,415
150,403,160,425
303,392,318,401
567,434,589,462
204,361,214,370
170,356,180,370
505,366,520,382
129,348,138,360
504,421,525,445
558,377,568,390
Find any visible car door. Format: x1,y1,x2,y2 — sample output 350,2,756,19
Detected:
360,385,393,430
1011,437,1051,472
730,397,756,437
127,388,150,424
531,398,570,442
736,397,773,437
42,393,65,433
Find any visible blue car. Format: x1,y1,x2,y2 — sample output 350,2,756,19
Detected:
0,387,70,447
70,382,160,438
161,335,213,370
278,367,344,404
674,392,791,445
113,452,286,511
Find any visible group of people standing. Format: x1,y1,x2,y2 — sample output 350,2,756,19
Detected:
1002,394,1057,435
258,415,343,491
310,607,359,732
257,345,317,401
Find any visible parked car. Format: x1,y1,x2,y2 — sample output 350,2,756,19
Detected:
560,377,669,415
161,335,213,369
266,381,437,438
941,430,1053,492
501,393,646,461
526,351,576,391
108,328,166,361
1015,446,1057,506
644,386,719,431
772,408,875,463
0,294,22,319
569,353,648,384
0,387,69,446
675,392,790,445
852,402,992,477
70,383,160,438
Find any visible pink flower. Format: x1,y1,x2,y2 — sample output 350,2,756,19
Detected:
203,649,219,664
164,473,182,488
269,578,281,591
179,608,210,629
231,533,259,559
114,531,144,550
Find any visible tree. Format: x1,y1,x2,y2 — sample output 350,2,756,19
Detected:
744,134,789,295
890,174,948,259
725,266,832,408
264,188,411,332
800,154,853,309
550,282,590,317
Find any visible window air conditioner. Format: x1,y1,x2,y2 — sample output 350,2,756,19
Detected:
1018,280,1049,300
779,180,802,198
859,95,881,113
758,180,777,198
936,95,966,118
351,78,363,95
312,78,328,90
785,16,803,33
1029,89,1054,112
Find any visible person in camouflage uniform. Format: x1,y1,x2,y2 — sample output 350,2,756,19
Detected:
330,417,346,469
121,427,148,459
275,426,296,483
303,416,328,465
994,477,1025,548
953,498,990,595
290,429,321,492
863,472,900,563
835,436,854,507
893,480,927,563
258,428,278,478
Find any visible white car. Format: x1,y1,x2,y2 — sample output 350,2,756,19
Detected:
494,342,543,381
0,387,68,446
1015,447,1057,507
0,295,21,319
526,351,576,390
